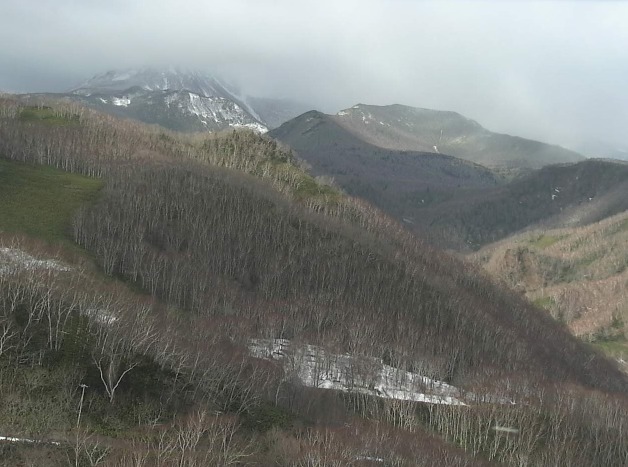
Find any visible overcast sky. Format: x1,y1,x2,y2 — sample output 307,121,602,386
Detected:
2,0,627,150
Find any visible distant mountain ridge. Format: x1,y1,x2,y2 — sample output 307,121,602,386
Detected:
574,139,628,161
270,110,501,228
67,68,268,132
71,68,234,98
24,68,310,133
271,109,626,250
332,104,584,170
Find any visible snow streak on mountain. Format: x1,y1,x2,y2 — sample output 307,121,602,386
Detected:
69,68,268,133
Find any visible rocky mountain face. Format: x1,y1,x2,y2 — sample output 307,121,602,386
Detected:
28,68,307,133
66,68,268,132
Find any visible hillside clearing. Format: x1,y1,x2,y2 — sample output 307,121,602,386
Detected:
0,158,103,243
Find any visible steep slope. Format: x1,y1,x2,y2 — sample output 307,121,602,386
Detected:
64,68,310,132
270,108,605,250
2,96,628,466
270,110,500,223
333,104,584,170
70,88,267,132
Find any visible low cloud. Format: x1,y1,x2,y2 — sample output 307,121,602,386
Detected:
1,0,627,149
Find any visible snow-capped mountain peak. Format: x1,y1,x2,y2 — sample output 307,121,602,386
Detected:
71,67,232,99
69,68,268,133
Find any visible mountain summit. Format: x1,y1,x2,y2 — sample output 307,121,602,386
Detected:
64,68,312,133
66,68,267,132
71,68,236,99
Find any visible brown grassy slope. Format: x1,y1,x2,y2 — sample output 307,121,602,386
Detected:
471,210,628,341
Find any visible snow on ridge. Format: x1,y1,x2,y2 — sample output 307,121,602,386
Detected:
0,435,60,446
181,92,267,133
0,248,71,276
249,339,465,406
230,122,268,134
112,96,131,107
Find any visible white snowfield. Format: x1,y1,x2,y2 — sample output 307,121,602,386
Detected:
112,96,131,107
249,339,466,406
83,307,118,325
0,247,71,276
0,247,120,325
0,435,60,446
165,92,267,133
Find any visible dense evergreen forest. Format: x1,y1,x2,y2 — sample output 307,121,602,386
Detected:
1,97,628,466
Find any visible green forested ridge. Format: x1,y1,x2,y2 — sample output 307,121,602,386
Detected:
1,96,628,466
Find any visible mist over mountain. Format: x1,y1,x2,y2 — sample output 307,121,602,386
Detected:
332,104,584,170
2,1,628,464
271,107,628,251
246,96,313,129
26,68,313,133
71,68,233,98
574,140,628,161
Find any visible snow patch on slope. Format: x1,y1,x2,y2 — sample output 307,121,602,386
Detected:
180,92,267,133
0,248,70,276
112,96,131,107
249,339,465,405
0,435,60,446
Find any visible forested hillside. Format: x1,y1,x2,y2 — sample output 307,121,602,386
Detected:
417,159,628,249
2,96,628,466
473,211,628,350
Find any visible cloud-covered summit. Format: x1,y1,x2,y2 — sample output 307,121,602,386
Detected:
1,0,627,151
